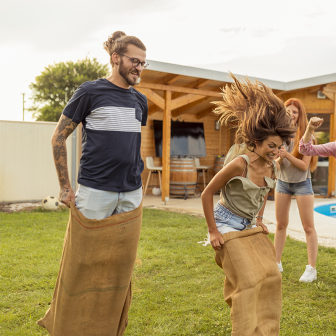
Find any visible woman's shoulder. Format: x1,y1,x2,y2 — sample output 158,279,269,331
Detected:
230,155,246,168
225,156,246,173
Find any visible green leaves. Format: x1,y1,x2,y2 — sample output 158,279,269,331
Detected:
29,58,109,121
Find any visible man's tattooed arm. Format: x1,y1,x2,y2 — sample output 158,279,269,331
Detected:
51,115,78,206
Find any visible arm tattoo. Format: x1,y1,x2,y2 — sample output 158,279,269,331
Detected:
52,115,78,188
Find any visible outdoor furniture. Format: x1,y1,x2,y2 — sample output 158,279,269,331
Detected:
143,157,162,196
195,158,212,189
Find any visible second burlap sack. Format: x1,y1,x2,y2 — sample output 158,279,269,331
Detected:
215,227,282,336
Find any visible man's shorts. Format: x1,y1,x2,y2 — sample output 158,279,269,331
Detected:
75,184,143,220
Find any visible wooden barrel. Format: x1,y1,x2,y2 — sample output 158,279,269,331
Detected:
170,158,197,198
214,156,226,175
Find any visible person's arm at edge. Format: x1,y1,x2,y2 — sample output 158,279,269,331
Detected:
299,116,336,157
51,115,78,207
299,138,336,158
201,157,245,250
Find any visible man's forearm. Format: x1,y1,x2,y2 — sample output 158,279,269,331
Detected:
52,115,78,188
52,142,71,187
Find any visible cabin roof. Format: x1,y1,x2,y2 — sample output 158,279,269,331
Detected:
144,59,336,91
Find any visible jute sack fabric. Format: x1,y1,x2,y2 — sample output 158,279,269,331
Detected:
37,201,142,336
215,227,282,336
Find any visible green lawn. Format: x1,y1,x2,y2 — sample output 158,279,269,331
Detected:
0,208,335,335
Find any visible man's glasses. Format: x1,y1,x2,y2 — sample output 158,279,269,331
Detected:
117,53,149,69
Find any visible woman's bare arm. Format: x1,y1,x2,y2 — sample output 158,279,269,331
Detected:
279,146,312,171
201,157,245,250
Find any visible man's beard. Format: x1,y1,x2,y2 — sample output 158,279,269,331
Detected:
118,58,140,86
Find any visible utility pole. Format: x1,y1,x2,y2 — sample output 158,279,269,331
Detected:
21,93,25,121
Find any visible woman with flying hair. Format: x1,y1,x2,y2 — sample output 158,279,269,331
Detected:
274,98,319,283
201,74,295,335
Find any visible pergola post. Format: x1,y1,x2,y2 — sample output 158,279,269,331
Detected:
328,94,336,196
162,90,171,202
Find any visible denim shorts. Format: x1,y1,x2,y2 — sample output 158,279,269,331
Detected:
275,178,314,196
213,202,256,234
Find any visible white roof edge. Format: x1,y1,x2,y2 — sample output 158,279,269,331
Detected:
147,60,286,90
286,73,336,91
147,59,336,92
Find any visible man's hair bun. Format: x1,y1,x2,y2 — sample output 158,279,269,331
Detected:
103,31,126,52
110,31,126,43
103,31,146,67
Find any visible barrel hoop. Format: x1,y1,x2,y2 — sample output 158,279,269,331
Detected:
170,164,196,167
170,169,197,172
170,182,197,186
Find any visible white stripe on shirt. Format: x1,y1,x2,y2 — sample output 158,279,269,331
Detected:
86,106,141,133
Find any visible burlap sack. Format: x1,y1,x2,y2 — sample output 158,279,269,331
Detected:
215,227,282,336
37,201,142,336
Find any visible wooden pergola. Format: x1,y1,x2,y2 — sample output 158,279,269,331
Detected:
137,62,233,202
135,60,336,200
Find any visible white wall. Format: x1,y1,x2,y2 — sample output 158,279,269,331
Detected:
0,120,75,202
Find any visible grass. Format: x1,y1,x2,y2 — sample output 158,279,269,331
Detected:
0,207,335,335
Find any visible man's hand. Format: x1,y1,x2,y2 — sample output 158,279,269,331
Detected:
59,186,76,208
209,229,224,251
308,117,323,130
256,221,269,234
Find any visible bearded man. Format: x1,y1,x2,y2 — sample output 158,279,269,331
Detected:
51,31,148,218
39,32,148,335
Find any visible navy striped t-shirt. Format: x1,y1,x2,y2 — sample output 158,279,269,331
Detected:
63,78,148,192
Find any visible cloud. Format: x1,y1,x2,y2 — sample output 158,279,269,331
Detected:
251,28,278,38
220,27,245,34
0,0,177,52
198,35,336,81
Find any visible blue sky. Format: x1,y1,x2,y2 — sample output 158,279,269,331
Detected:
1,0,336,121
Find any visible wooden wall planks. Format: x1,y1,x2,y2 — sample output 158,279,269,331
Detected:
141,113,229,194
281,89,334,112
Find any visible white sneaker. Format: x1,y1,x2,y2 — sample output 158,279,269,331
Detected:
299,265,317,283
277,261,283,273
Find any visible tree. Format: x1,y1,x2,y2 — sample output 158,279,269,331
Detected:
29,58,109,122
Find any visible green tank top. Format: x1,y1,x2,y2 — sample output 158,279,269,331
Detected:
220,154,277,227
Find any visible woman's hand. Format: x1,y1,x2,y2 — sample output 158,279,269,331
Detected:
308,117,323,130
256,221,269,234
209,229,224,251
279,146,288,160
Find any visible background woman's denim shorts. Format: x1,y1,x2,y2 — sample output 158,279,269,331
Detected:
213,202,256,234
275,178,314,196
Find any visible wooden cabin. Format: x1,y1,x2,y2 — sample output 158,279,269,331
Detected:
136,60,336,200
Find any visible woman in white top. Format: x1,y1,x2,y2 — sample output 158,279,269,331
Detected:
274,98,318,282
